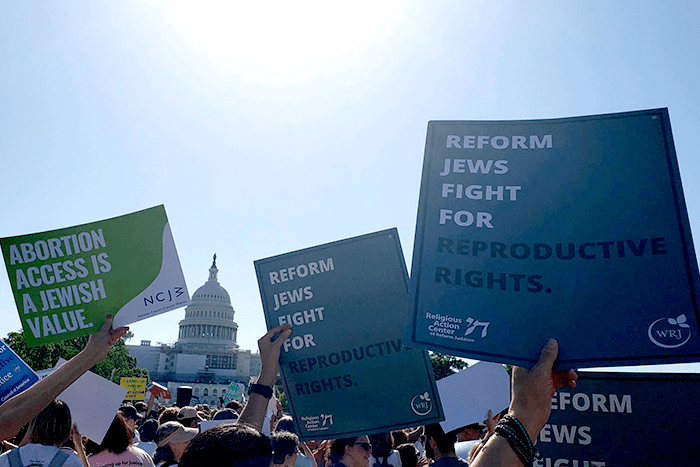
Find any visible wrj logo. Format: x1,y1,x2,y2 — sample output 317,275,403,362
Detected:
647,314,692,349
410,392,433,416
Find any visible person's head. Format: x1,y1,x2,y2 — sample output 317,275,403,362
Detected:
369,432,393,459
154,421,198,464
139,419,159,443
159,407,180,425
274,416,296,435
454,423,484,441
423,424,455,460
329,436,371,467
134,401,148,415
225,400,243,413
119,404,142,431
28,399,72,447
212,408,239,422
271,431,299,467
178,406,203,428
390,430,408,447
97,412,133,454
395,444,420,467
179,424,272,467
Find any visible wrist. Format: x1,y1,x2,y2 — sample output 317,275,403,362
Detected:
507,408,542,444
256,367,278,387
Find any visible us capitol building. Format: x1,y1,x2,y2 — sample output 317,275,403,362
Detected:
126,256,261,406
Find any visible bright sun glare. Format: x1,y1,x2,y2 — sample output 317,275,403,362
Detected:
158,0,404,86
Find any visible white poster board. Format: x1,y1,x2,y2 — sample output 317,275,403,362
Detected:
55,359,128,444
437,361,510,433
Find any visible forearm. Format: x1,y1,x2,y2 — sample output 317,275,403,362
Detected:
300,442,318,467
236,367,277,430
470,434,522,467
0,348,95,440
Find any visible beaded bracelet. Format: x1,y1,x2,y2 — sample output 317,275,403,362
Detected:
494,415,541,466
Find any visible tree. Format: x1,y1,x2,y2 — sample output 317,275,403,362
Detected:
430,352,468,380
3,329,149,382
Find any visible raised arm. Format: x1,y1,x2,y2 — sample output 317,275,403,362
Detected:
0,315,128,441
471,339,577,467
237,324,292,430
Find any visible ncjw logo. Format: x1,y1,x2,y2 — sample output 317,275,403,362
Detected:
143,287,185,306
647,314,691,348
410,392,433,416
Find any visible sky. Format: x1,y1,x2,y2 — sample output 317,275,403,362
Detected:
1,1,699,372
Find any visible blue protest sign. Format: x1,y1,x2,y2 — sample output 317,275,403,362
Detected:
255,229,443,440
0,339,39,405
409,109,700,368
540,372,699,466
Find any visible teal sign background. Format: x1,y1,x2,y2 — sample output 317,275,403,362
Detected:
255,229,443,440
542,372,699,466
409,109,700,368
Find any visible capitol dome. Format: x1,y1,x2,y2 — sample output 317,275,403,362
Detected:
178,255,239,350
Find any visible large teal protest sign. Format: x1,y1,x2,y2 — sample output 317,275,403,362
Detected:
409,109,700,368
1,205,189,347
541,372,698,466
255,229,443,440
0,339,39,405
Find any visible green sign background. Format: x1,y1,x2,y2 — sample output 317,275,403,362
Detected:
1,205,186,347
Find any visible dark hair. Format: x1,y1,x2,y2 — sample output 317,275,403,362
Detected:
159,407,180,425
29,400,72,446
424,423,455,456
97,413,133,454
179,424,272,467
225,400,243,412
274,416,296,435
391,430,408,447
396,444,419,467
370,432,393,459
271,431,299,465
140,419,159,443
212,409,238,421
328,437,360,465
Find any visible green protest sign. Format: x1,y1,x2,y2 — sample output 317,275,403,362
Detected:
255,229,443,440
1,205,189,347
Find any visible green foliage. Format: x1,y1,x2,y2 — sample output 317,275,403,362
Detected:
3,329,149,382
430,352,468,380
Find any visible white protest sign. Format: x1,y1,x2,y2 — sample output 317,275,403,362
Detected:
55,359,128,444
437,361,510,434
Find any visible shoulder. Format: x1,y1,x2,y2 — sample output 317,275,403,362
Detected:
295,453,313,467
388,451,401,467
64,451,84,467
129,445,155,467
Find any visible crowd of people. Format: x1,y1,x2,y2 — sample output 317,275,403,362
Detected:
0,318,577,467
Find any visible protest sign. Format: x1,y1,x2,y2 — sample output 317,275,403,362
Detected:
0,339,39,405
147,381,171,400
54,358,128,444
436,362,510,434
409,108,700,368
222,381,245,402
1,205,189,347
255,229,443,440
540,371,699,466
120,377,147,401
